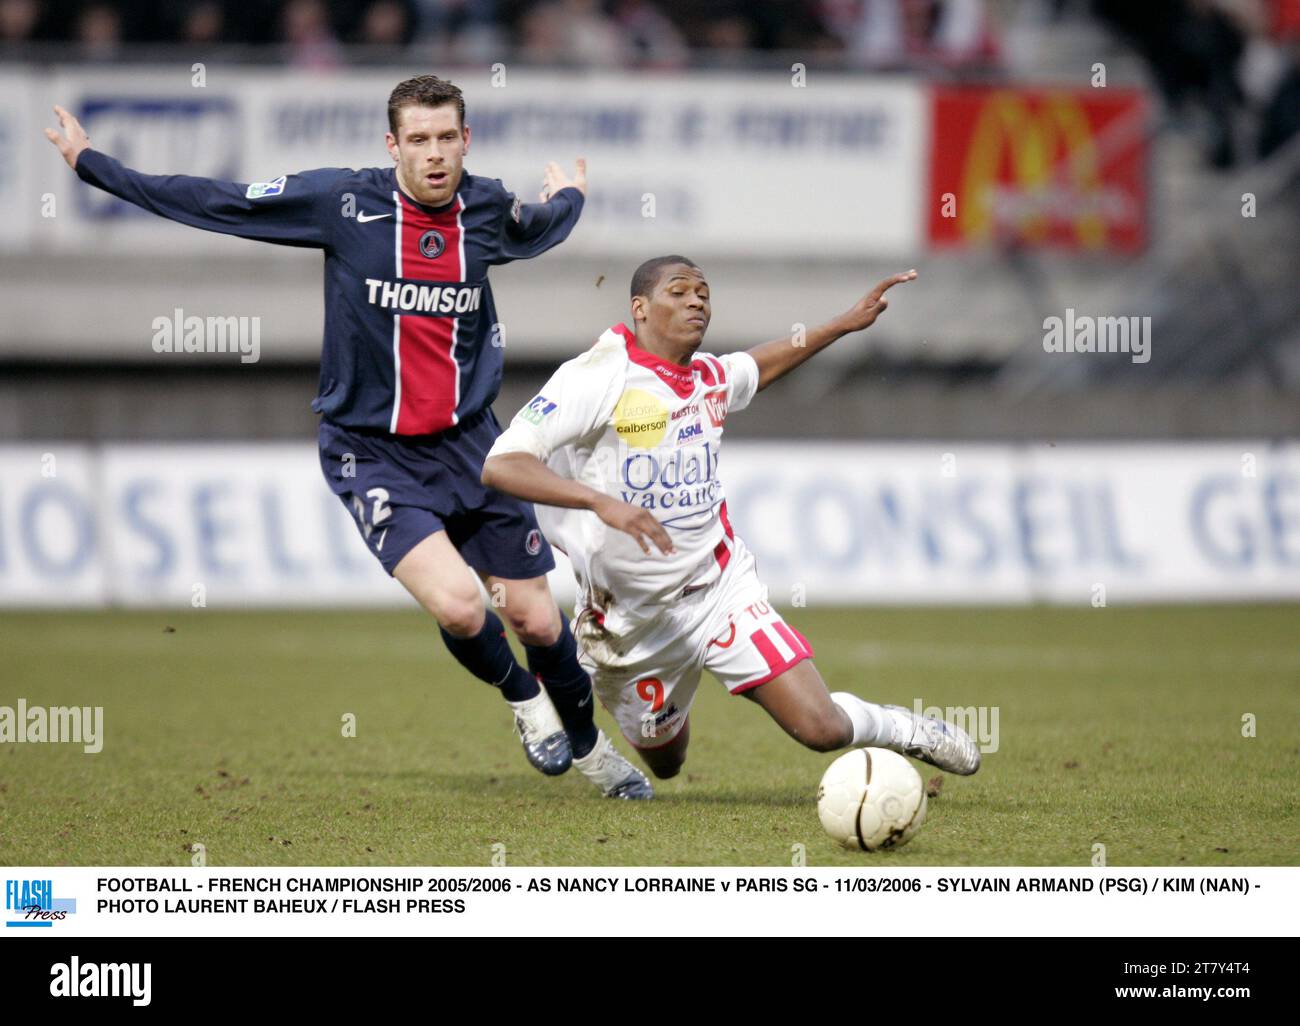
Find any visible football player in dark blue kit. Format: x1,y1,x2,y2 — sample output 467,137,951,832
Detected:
45,75,653,799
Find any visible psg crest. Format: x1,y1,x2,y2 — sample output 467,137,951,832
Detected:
419,229,445,259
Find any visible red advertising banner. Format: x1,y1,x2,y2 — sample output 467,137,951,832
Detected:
928,87,1148,253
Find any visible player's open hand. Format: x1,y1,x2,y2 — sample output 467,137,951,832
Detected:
838,269,917,334
44,105,92,169
594,497,674,556
540,158,587,201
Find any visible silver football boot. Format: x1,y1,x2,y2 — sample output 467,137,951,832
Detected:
882,704,982,775
508,690,572,776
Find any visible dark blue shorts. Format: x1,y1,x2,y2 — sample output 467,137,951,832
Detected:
318,409,555,579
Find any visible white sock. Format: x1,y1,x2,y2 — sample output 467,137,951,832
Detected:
830,692,893,747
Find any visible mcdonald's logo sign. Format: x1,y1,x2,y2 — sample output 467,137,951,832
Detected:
928,87,1148,253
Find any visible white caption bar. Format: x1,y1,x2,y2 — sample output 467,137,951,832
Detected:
4,868,1294,937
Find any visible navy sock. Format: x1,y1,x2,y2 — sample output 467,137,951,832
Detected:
525,613,598,758
439,611,540,703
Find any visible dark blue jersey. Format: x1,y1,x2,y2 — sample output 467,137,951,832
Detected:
74,149,583,435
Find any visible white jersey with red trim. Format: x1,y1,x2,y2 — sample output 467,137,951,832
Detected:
489,322,759,635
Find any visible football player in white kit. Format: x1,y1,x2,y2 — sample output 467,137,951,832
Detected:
482,256,981,786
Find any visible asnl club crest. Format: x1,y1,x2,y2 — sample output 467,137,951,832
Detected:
5,878,76,928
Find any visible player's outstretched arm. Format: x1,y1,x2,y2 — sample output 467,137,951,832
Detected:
495,158,588,264
482,452,674,556
746,269,917,392
44,104,336,248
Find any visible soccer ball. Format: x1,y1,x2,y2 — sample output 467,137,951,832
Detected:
817,748,927,851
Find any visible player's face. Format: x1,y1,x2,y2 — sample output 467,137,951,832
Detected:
642,266,711,354
387,103,469,207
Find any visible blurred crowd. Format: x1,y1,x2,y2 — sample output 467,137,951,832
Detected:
1092,0,1300,166
1,0,1297,167
0,0,1003,66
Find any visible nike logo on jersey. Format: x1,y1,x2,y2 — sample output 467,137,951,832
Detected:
356,212,393,223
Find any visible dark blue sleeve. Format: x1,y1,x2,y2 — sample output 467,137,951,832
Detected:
74,149,347,249
493,185,584,264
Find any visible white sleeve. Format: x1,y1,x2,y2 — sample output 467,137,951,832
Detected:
489,353,622,462
719,350,760,414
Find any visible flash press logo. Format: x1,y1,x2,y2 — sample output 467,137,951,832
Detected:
50,957,151,1006
5,879,76,928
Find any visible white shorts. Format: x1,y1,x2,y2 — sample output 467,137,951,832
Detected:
574,536,814,751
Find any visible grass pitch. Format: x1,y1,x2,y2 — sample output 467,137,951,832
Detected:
1,605,1296,867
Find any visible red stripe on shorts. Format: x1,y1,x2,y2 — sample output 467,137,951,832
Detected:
729,626,813,694
750,628,783,674
772,621,811,659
